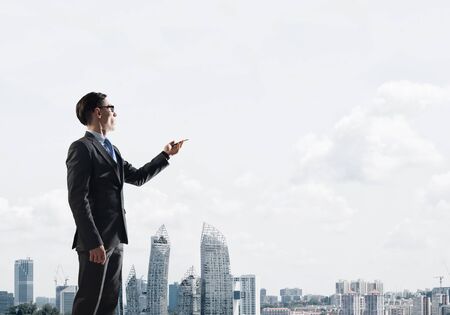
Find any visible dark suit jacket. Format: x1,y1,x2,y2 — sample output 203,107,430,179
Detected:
66,131,169,251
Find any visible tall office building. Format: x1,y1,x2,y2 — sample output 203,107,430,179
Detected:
0,291,14,314
56,285,68,313
236,275,260,315
168,282,179,313
351,279,367,295
367,281,384,294
261,288,267,305
440,306,450,315
336,280,350,295
413,295,431,315
147,225,170,315
200,223,233,315
126,266,140,315
178,267,201,315
14,258,33,305
432,293,449,315
60,286,77,315
364,292,384,315
342,293,361,315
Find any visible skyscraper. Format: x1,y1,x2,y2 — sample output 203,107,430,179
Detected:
147,225,170,315
261,288,267,305
367,281,384,294
200,223,233,315
364,292,384,315
14,258,33,305
413,295,431,315
56,285,69,313
351,279,367,295
60,286,77,315
342,293,361,315
237,275,260,315
126,266,140,315
432,292,449,315
336,280,350,295
169,282,180,313
178,267,201,315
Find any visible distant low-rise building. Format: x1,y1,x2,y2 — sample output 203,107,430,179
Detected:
0,291,14,314
262,307,290,315
280,288,302,304
168,282,179,313
35,296,51,308
266,296,279,305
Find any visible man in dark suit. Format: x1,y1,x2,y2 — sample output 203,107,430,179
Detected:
66,92,185,315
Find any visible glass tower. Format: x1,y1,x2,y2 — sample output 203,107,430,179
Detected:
147,225,170,315
14,258,33,305
126,265,140,315
200,223,233,315
178,267,201,315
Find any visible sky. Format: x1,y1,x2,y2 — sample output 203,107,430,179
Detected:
1,0,450,299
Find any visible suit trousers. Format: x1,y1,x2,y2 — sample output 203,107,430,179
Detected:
72,244,123,315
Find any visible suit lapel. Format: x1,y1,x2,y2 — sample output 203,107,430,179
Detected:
85,132,121,184
115,148,124,186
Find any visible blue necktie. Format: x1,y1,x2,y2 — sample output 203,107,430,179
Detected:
103,138,117,162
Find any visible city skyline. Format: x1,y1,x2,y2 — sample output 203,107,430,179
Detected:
2,0,450,299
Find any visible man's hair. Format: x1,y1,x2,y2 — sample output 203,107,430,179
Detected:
76,92,107,125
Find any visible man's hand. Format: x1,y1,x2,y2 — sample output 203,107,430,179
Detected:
164,139,187,156
89,245,106,265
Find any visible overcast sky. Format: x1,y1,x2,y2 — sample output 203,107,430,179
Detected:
1,0,450,299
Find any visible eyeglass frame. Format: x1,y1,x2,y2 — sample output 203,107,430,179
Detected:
97,105,115,113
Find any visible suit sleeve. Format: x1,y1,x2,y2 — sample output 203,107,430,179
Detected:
66,141,103,250
123,152,169,186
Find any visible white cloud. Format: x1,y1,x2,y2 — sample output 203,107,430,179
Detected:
373,80,450,115
421,171,450,220
295,81,445,182
384,218,431,251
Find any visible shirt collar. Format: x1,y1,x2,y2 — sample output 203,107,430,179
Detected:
87,129,106,144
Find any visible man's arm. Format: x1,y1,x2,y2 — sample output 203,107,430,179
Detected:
66,141,103,250
123,152,169,186
123,140,185,186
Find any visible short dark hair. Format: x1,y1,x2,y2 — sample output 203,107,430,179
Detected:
76,92,107,125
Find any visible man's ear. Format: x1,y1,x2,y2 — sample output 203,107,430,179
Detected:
94,107,102,119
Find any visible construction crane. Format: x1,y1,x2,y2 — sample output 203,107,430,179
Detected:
54,264,69,287
435,275,444,288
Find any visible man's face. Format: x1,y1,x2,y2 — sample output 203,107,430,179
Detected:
98,98,116,132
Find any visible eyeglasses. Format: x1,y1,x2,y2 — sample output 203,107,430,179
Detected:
98,105,115,113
